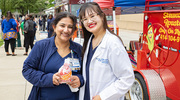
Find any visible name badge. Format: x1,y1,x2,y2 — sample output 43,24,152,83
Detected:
67,58,81,72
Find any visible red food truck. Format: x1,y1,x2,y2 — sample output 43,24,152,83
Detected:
129,0,180,100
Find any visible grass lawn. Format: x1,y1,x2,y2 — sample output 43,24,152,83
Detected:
0,34,4,47
0,40,3,47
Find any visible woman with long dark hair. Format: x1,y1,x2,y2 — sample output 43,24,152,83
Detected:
22,12,84,100
79,2,134,100
2,11,17,56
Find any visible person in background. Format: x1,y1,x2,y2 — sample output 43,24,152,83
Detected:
1,15,5,25
20,15,28,48
39,16,42,31
18,15,22,24
13,14,21,47
42,15,46,31
16,16,20,22
20,19,25,35
79,2,134,100
33,16,38,41
23,15,35,55
24,14,28,25
35,15,38,24
2,11,17,56
47,14,54,38
22,12,84,100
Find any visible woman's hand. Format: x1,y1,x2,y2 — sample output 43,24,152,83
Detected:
53,72,61,85
66,75,80,88
93,95,101,100
24,31,27,33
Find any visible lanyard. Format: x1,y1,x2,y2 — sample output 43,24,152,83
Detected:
69,50,81,71
71,50,74,58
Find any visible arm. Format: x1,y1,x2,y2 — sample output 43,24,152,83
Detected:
69,69,84,88
20,22,24,35
76,74,84,87
99,41,134,100
17,21,20,27
24,21,29,33
12,19,17,30
75,45,84,87
39,19,41,25
66,69,84,89
22,42,55,87
35,23,38,29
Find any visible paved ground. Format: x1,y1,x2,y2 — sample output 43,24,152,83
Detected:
0,29,140,100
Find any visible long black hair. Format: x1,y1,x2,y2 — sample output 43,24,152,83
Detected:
6,11,13,21
52,12,77,36
79,2,124,58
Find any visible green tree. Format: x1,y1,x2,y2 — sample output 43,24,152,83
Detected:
47,0,55,8
0,0,6,15
0,0,48,16
13,0,27,15
31,0,48,14
13,0,47,15
0,0,15,15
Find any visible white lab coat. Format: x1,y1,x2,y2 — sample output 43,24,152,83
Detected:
79,30,135,100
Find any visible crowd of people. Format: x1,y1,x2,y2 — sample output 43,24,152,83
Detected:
1,12,54,56
1,2,135,100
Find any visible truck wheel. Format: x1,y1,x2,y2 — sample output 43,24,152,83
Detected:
129,73,149,100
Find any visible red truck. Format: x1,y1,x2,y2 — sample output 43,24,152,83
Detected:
129,0,180,100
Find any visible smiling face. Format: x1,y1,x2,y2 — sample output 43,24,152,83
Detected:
53,17,73,42
82,9,104,34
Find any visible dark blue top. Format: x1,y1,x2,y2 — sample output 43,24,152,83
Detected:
47,18,54,38
22,36,84,100
34,21,37,31
39,19,42,26
84,36,97,100
41,52,77,100
47,18,54,31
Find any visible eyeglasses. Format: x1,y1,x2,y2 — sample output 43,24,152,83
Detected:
81,13,99,23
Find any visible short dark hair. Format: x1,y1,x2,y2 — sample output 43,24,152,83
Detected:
28,15,33,20
1,15,5,19
28,15,33,18
48,14,53,19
